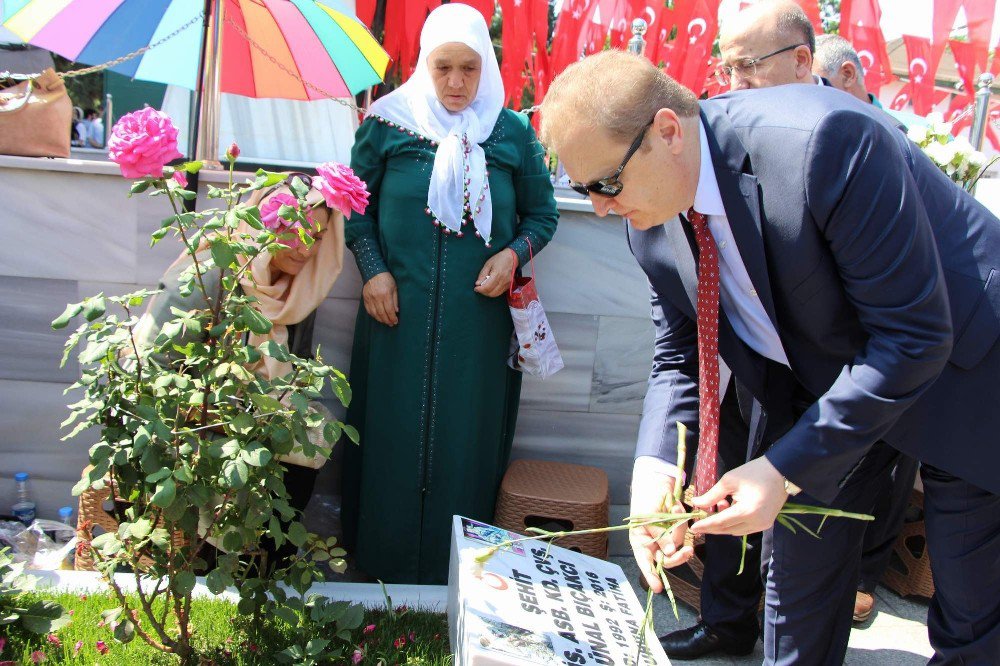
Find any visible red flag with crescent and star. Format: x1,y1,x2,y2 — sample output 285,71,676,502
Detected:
902,34,937,116
665,0,720,96
840,0,894,95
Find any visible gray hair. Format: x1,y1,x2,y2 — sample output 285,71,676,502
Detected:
539,50,699,147
814,34,863,77
773,1,816,54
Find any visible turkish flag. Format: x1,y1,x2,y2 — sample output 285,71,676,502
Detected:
890,83,912,111
666,0,720,96
550,0,599,75
962,0,997,71
530,0,553,103
453,0,497,24
950,99,1000,150
646,3,676,66
498,0,531,108
840,0,894,95
950,39,981,99
903,35,938,116
931,0,963,67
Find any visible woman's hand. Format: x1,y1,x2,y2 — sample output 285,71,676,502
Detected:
474,248,518,298
363,272,399,326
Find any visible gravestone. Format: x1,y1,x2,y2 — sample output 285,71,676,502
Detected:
448,516,669,665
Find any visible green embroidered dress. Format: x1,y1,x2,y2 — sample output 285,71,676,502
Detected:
341,109,559,583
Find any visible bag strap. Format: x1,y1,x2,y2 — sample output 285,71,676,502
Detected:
0,79,33,115
507,238,535,297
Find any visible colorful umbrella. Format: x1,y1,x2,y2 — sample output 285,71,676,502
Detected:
2,0,390,100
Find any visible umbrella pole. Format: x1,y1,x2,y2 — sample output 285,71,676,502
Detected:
192,0,223,164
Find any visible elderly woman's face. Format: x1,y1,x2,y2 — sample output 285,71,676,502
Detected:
272,227,324,276
429,43,482,113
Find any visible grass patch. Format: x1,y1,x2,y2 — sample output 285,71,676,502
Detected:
0,590,451,665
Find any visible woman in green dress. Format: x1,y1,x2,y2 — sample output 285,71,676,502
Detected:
341,3,559,584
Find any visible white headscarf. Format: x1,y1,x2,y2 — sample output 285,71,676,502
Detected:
368,3,503,244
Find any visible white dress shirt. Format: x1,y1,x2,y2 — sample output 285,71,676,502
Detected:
633,121,789,483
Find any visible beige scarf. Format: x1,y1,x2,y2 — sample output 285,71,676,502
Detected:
138,182,344,379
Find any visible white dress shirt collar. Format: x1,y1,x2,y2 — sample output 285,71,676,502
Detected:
692,121,727,217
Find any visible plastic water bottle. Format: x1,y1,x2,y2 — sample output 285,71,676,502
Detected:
56,506,75,542
12,472,36,525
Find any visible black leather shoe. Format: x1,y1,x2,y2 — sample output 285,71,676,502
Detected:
658,621,757,660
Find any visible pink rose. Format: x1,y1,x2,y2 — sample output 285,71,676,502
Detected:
314,162,369,219
259,193,315,249
30,651,46,664
226,142,241,161
352,649,364,664
363,623,376,634
46,635,61,648
95,641,108,655
172,171,188,189
73,641,83,657
107,107,183,180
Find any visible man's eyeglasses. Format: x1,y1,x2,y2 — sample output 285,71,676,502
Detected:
715,43,806,86
569,120,654,197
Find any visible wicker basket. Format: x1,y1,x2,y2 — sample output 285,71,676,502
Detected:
880,489,935,599
75,467,188,571
494,459,610,559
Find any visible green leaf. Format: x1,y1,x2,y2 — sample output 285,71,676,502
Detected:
173,570,196,596
100,607,124,624
82,295,106,322
129,180,153,195
113,618,136,644
343,425,360,445
272,605,299,626
241,442,272,467
249,393,283,413
145,468,172,483
224,460,249,490
19,600,70,634
305,638,330,656
206,568,233,594
230,413,255,435
289,176,309,199
150,477,177,508
129,518,152,540
241,305,272,335
222,529,244,553
259,340,290,362
286,522,308,548
51,302,83,329
210,238,237,269
323,421,342,444
179,160,204,174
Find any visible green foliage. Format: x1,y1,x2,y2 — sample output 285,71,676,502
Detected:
0,547,71,636
52,163,355,664
2,590,451,665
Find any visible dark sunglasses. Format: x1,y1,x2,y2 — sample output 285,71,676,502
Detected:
569,120,654,197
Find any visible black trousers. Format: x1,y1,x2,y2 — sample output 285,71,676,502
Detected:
922,465,1000,665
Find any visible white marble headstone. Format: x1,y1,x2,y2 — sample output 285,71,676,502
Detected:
448,516,669,666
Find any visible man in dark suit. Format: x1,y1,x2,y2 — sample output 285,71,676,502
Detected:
540,49,1000,665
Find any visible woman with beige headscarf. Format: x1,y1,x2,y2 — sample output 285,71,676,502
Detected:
133,175,344,569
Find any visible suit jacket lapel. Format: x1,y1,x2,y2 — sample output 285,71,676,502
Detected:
664,214,699,315
700,106,780,332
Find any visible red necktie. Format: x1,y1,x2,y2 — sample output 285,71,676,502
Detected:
689,207,720,496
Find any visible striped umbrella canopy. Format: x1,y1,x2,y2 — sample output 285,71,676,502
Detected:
1,0,390,100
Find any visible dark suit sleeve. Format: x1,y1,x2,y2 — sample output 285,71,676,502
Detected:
764,110,953,503
635,280,702,476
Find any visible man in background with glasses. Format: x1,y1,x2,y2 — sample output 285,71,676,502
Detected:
717,0,821,90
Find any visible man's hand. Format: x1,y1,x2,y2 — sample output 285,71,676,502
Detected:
362,272,399,326
689,456,788,537
474,248,518,298
629,467,693,593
